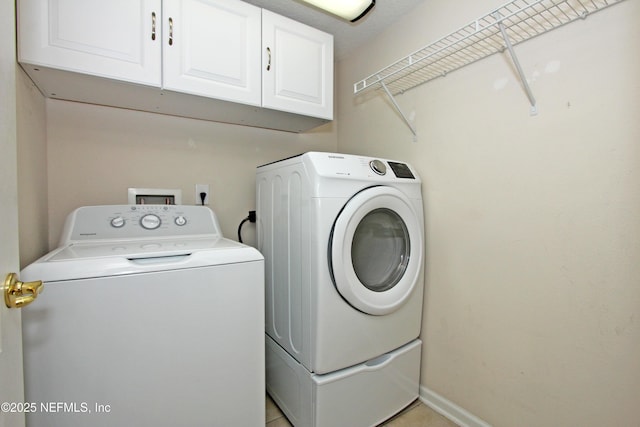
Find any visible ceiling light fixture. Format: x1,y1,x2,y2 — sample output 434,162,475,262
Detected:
300,0,376,22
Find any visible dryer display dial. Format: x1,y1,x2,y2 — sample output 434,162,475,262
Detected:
369,159,387,175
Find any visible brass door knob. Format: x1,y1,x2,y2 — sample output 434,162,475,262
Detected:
3,273,43,309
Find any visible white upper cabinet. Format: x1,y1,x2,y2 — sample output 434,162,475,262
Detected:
18,0,162,87
17,0,334,131
262,10,333,120
162,0,261,106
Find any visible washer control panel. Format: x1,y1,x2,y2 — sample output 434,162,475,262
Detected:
59,205,222,244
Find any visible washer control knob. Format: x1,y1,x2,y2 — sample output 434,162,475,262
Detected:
140,214,161,230
369,159,387,176
110,216,125,228
174,216,187,226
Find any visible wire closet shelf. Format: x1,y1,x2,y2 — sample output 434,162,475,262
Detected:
353,0,626,98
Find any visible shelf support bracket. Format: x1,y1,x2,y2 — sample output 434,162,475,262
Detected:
495,13,538,116
380,80,417,140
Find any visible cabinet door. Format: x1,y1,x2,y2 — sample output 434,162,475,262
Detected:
18,0,161,87
262,10,333,120
162,0,261,106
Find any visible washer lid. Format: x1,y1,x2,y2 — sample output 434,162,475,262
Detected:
48,237,239,261
21,237,263,283
329,186,423,315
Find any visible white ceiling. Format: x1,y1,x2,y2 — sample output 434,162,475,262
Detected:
243,0,424,60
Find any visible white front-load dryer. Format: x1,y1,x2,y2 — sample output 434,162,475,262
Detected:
257,152,425,427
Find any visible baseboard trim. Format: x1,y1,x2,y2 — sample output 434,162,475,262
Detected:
419,385,492,427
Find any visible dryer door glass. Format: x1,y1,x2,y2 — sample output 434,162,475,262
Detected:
351,208,410,292
330,186,423,316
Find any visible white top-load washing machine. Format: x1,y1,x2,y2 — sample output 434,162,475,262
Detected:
20,205,264,427
257,152,425,427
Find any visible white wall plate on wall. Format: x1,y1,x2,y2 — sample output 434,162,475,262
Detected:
127,188,183,205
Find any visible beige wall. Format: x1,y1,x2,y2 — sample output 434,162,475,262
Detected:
16,84,336,265
42,100,336,249
338,0,639,426
17,70,48,268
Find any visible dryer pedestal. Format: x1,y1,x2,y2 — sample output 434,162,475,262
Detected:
266,335,421,427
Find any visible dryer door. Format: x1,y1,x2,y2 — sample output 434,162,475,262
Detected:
329,186,423,315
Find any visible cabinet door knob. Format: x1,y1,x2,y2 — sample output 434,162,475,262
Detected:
151,12,157,40
266,47,271,71
168,17,174,46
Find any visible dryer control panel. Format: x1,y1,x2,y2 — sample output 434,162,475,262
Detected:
58,205,222,244
307,152,418,181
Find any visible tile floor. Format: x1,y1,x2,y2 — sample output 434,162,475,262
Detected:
266,394,460,427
